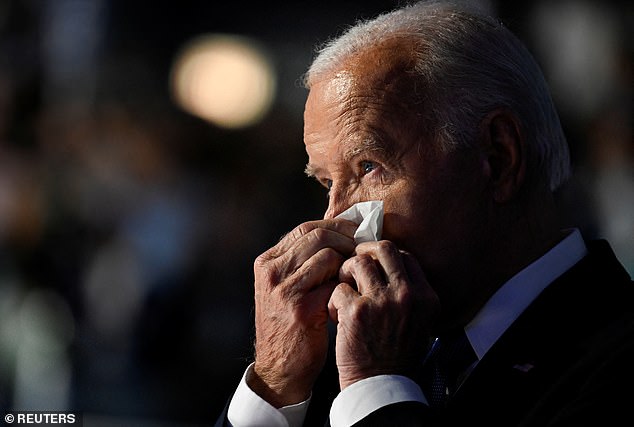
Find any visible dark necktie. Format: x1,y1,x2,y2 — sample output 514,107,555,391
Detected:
420,330,478,408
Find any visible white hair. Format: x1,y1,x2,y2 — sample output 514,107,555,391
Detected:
303,0,570,191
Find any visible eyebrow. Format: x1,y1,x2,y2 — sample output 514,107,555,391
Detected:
304,163,320,178
342,136,388,161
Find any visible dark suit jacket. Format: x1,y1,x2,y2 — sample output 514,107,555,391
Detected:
216,240,634,426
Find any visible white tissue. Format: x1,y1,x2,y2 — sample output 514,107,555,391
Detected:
336,200,383,244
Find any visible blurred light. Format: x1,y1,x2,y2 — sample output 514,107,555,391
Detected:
170,34,276,129
41,0,105,104
14,289,75,410
83,237,144,342
0,278,23,379
530,0,621,118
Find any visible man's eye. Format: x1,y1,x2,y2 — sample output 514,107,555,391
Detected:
325,179,333,198
361,160,376,174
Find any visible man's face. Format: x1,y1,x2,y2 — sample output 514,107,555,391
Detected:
303,56,490,309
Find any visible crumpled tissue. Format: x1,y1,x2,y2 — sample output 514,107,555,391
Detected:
336,200,383,244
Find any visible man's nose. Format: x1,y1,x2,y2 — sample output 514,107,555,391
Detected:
323,187,355,219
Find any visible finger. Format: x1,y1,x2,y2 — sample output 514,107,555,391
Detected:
353,240,409,288
328,282,358,323
265,219,358,261
292,278,339,331
257,220,356,279
339,254,386,295
400,251,436,300
290,247,347,294
399,251,426,284
255,220,357,288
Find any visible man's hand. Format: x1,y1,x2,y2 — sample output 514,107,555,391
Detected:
249,219,357,407
328,240,440,390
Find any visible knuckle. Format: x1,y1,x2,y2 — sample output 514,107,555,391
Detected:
254,252,269,269
395,283,424,308
254,256,281,288
390,269,409,285
376,239,396,253
351,254,373,268
395,284,413,303
347,298,369,320
319,247,343,265
309,227,330,242
295,221,317,237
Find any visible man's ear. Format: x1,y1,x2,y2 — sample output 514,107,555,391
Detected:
479,109,526,203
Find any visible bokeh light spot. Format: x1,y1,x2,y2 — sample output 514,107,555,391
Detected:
170,34,276,129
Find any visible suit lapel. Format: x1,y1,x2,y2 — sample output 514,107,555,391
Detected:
446,240,633,423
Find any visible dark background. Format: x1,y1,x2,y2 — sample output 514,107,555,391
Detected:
0,0,631,425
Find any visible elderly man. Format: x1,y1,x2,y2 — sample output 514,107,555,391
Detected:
216,1,634,426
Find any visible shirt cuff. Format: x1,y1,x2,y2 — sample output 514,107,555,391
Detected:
330,375,426,427
227,363,310,427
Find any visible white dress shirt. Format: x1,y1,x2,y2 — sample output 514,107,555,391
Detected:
227,229,588,427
